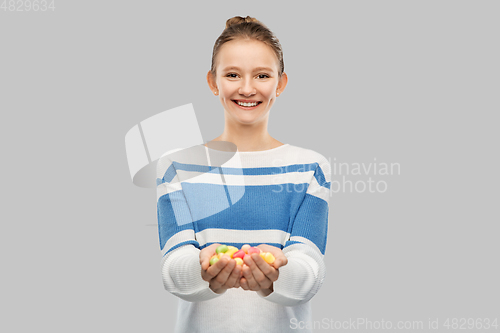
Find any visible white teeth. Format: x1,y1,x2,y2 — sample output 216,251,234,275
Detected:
236,101,259,107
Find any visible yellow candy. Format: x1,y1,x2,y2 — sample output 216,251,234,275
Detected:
259,252,266,259
226,246,239,252
225,249,238,258
234,257,243,265
217,252,225,259
263,252,275,264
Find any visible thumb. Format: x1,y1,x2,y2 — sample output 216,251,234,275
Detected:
200,243,220,266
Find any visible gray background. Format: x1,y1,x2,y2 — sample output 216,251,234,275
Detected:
1,0,498,332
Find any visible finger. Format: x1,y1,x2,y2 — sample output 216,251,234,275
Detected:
224,263,242,289
244,254,274,289
257,244,288,269
233,277,241,289
200,243,220,270
274,253,288,269
201,255,229,283
241,260,261,291
250,253,279,283
213,257,237,287
240,277,249,290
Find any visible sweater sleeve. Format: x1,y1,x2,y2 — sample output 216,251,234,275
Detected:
257,154,332,306
156,153,226,302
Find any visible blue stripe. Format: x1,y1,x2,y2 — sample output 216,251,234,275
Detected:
157,193,195,251
200,242,284,251
158,161,330,190
314,164,330,189
163,240,200,256
182,184,308,233
284,240,303,247
287,193,329,255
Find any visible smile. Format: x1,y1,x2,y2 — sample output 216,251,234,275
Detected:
232,100,262,109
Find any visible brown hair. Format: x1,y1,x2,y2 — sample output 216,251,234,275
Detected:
210,16,284,79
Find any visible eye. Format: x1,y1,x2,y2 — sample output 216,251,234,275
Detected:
258,74,270,79
226,73,238,78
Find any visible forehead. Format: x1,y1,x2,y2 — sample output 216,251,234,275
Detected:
217,39,278,72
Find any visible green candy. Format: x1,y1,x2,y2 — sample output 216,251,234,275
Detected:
215,245,228,254
209,257,219,266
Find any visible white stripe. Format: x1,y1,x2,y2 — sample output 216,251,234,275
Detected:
156,182,183,200
161,229,197,257
158,144,331,182
307,175,331,203
195,228,290,247
157,171,330,203
289,236,324,257
178,169,314,186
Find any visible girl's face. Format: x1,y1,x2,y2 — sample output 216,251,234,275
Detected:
211,39,285,126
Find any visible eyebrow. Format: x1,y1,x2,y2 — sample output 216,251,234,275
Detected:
222,66,274,72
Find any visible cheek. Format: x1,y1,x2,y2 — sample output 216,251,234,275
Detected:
261,87,276,100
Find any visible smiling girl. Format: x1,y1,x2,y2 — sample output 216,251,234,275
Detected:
157,16,332,333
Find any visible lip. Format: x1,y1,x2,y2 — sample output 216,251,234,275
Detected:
232,99,262,110
233,99,262,103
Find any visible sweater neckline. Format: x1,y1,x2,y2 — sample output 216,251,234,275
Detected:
203,143,290,154
237,143,289,154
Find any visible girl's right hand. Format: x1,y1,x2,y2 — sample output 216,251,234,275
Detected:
200,243,242,294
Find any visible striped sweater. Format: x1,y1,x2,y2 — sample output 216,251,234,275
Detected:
156,143,331,333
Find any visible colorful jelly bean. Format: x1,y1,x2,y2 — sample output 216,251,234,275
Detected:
247,247,261,255
232,250,245,259
209,244,277,266
241,244,251,253
263,252,275,264
225,248,238,258
216,245,228,254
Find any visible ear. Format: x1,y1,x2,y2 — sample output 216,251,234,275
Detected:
277,72,288,94
207,71,217,93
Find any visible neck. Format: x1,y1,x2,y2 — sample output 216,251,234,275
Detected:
210,118,281,152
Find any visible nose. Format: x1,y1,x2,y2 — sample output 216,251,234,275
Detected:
238,78,256,96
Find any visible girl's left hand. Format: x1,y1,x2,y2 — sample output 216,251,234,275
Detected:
239,244,288,293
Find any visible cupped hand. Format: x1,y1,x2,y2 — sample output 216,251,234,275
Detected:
239,244,288,293
200,243,242,294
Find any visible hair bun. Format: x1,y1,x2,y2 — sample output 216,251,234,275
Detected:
225,15,265,29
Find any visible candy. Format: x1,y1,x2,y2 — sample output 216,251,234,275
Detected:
232,250,245,259
225,248,238,258
263,252,275,264
247,247,260,255
241,244,251,253
216,245,228,254
209,244,277,266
